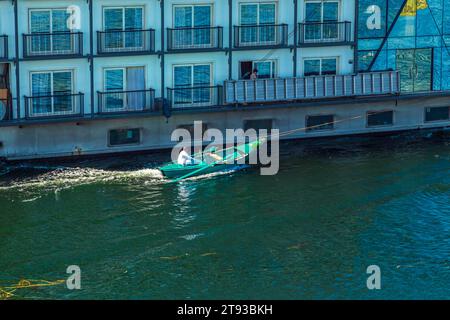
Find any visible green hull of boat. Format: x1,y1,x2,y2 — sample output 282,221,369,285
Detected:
160,163,236,179
159,140,262,180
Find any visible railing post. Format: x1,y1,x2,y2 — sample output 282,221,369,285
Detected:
22,34,26,59
303,77,307,98
167,28,171,51
80,93,84,116
96,32,101,54
24,97,29,119
389,71,393,93
79,33,83,56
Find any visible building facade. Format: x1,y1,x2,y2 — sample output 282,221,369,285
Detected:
0,0,449,160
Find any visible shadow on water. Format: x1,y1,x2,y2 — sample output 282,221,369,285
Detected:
0,130,449,299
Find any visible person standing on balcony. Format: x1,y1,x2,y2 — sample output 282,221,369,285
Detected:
250,69,258,80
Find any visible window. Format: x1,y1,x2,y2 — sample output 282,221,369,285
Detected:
304,58,337,76
425,107,450,122
367,111,393,127
103,7,144,49
173,64,212,106
396,49,433,93
173,5,212,47
240,60,276,79
109,128,141,146
304,1,339,41
176,123,208,142
306,115,334,131
244,119,273,141
30,70,73,116
103,67,145,111
29,9,72,53
239,3,277,44
244,119,273,132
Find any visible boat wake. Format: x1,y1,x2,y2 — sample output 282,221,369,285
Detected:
0,165,165,194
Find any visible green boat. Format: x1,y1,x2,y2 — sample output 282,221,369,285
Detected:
159,139,263,181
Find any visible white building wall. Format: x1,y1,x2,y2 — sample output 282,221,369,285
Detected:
297,0,356,76
94,56,161,108
1,96,449,160
232,49,294,79
0,1,15,59
233,0,296,45
297,46,355,76
92,0,161,53
164,52,228,88
17,0,90,57
297,0,355,24
2,0,359,106
19,59,91,115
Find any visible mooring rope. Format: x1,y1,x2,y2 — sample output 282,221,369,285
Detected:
0,279,65,300
178,109,389,161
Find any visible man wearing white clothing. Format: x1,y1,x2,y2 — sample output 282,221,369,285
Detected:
177,147,197,166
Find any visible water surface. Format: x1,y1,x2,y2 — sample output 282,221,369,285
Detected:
0,132,449,299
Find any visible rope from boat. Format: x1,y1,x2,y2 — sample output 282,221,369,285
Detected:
183,110,389,159
0,279,65,300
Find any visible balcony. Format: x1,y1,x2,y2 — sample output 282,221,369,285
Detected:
97,89,155,114
24,92,84,119
224,71,400,104
167,86,223,110
167,27,223,52
23,32,83,59
234,24,288,49
97,29,155,55
298,21,352,46
0,35,8,60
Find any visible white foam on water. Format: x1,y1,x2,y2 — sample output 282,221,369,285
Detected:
0,166,165,194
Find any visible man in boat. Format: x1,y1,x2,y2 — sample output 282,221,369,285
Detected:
177,147,198,166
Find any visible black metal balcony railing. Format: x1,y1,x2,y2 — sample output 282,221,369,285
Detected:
167,86,223,109
23,32,83,58
24,92,84,119
234,24,288,48
224,71,400,104
97,29,155,55
167,26,223,51
298,21,352,45
97,89,155,114
0,35,8,60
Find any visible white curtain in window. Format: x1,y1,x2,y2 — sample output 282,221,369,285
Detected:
126,67,145,110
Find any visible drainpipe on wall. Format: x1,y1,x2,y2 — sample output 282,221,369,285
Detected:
293,0,298,77
89,0,94,117
353,0,359,74
228,0,233,80
13,0,20,119
160,0,169,118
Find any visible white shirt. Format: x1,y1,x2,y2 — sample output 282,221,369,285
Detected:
177,150,191,165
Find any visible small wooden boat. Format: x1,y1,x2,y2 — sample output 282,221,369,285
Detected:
159,139,262,180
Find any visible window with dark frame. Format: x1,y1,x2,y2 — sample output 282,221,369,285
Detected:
425,106,450,122
367,111,393,127
306,115,334,131
109,128,141,146
239,60,276,79
244,119,273,132
176,123,208,142
304,58,337,76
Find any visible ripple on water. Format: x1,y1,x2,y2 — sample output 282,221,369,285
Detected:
0,133,449,299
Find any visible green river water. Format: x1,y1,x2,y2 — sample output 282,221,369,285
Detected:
0,131,449,299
